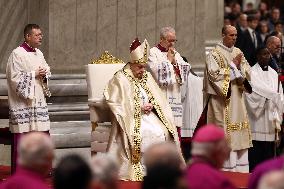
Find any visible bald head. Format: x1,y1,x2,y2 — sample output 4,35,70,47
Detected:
266,36,281,46
144,142,184,170
91,154,118,184
266,36,281,56
258,170,284,189
238,14,248,28
18,132,54,173
239,14,247,20
222,25,236,35
222,25,237,48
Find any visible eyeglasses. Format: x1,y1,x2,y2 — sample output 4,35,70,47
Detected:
228,34,237,37
165,38,178,43
29,33,44,38
34,34,44,37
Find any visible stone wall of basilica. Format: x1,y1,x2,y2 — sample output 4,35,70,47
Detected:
0,0,224,166
0,0,224,74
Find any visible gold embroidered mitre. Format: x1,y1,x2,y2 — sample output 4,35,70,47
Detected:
129,38,149,64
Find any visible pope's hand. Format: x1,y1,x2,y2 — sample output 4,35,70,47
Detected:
141,103,153,115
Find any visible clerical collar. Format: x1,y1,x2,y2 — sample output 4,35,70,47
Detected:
217,42,234,53
21,42,36,52
156,43,168,52
258,63,268,71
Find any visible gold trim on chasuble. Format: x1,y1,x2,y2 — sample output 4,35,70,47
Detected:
211,49,230,97
211,49,251,145
122,69,176,181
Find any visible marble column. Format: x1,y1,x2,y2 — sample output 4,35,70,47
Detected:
0,0,207,73
176,0,205,70
204,0,224,47
0,0,49,74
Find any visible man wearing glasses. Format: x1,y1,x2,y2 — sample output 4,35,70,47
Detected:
148,26,191,138
266,36,282,73
6,24,51,173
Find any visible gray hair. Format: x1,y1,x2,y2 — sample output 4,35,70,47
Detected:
239,13,248,19
160,26,176,39
144,142,183,170
191,142,215,157
91,153,118,184
258,170,284,189
18,132,54,167
266,36,281,46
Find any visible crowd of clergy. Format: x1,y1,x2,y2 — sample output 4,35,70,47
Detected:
2,1,284,189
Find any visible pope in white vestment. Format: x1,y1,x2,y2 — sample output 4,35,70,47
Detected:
104,38,182,181
245,47,284,171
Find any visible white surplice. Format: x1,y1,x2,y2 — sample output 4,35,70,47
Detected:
148,47,190,128
245,63,284,141
6,46,50,133
181,72,204,137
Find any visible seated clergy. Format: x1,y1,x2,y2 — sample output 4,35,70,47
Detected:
104,38,182,181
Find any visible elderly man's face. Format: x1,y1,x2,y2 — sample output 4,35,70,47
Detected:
26,28,43,48
268,39,281,56
130,63,146,79
223,27,237,48
162,32,177,49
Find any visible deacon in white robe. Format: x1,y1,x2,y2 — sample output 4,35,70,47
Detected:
245,47,284,171
6,24,51,172
204,25,252,173
148,27,190,134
